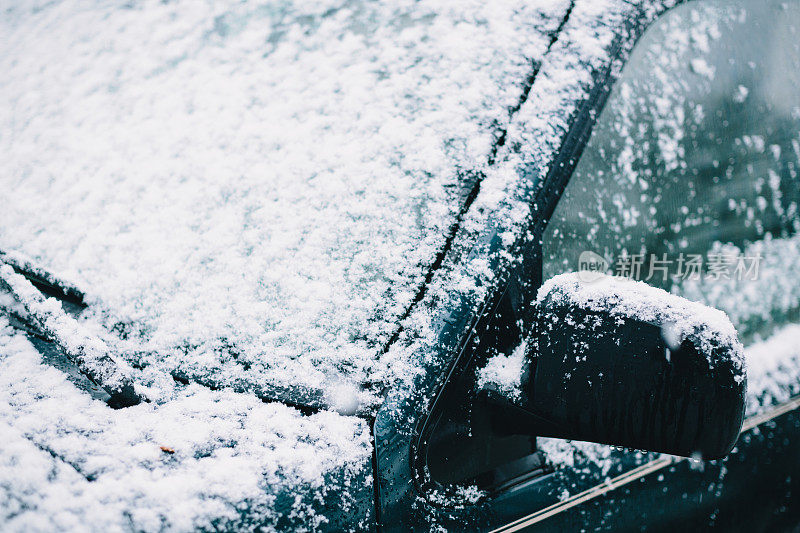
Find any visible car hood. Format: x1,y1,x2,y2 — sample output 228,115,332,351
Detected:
0,318,374,531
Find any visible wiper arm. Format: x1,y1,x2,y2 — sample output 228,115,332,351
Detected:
0,250,86,313
0,261,142,408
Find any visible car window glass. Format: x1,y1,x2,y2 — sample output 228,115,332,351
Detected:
543,0,800,349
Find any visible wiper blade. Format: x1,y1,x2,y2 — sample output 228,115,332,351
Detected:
0,250,86,313
0,252,370,416
0,262,142,408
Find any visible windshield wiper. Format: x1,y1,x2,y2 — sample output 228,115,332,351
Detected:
0,256,142,408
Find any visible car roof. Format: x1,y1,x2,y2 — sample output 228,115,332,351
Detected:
0,0,575,410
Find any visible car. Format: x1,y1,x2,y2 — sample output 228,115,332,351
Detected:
1,0,799,531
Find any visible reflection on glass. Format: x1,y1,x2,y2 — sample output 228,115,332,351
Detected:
543,0,800,343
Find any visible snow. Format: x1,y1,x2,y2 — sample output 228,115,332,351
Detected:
689,57,716,80
0,0,588,525
2,0,798,521
0,0,571,405
0,264,141,405
744,324,800,414
0,318,373,531
536,436,616,476
674,236,800,345
476,342,527,401
660,321,683,351
537,272,745,372
378,0,653,401
324,380,362,416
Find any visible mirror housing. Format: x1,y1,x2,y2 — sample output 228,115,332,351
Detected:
490,273,746,460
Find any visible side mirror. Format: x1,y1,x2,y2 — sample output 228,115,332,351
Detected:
488,273,746,460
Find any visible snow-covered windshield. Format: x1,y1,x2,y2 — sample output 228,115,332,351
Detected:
0,0,571,407
543,0,800,424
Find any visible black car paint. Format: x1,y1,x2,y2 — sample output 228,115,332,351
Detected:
493,402,800,532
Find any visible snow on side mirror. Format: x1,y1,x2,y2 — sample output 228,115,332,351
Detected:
489,273,746,460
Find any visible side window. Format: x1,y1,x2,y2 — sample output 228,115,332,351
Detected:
543,0,800,346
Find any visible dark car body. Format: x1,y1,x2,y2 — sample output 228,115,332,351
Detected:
3,0,800,531
372,0,800,530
